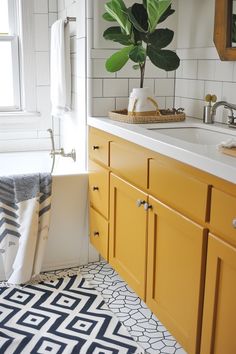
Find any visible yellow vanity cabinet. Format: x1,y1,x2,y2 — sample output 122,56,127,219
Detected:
200,234,236,354
88,128,111,260
109,173,148,299
88,160,109,219
200,187,236,354
146,195,208,354
88,126,236,354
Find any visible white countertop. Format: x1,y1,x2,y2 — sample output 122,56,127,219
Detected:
88,116,236,184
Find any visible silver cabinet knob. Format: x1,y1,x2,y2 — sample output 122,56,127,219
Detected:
232,219,236,228
136,199,145,207
93,231,99,237
92,186,99,191
144,202,152,211
93,145,99,150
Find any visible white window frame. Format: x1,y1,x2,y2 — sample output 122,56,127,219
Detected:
0,0,39,122
0,0,21,111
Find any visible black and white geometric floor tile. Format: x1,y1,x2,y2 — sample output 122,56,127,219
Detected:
79,261,187,354
0,272,144,354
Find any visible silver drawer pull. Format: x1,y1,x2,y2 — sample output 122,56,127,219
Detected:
136,199,145,207
93,145,99,150
232,219,236,228
92,186,99,191
93,231,99,237
144,202,152,211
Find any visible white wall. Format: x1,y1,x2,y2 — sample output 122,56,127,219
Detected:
0,0,60,152
87,0,178,117
175,0,236,123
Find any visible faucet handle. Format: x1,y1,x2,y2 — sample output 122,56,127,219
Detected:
228,115,236,125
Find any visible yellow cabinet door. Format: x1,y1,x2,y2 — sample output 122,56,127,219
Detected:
146,196,207,354
201,234,236,354
109,173,148,300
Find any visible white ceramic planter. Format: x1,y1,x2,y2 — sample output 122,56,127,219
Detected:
128,87,158,115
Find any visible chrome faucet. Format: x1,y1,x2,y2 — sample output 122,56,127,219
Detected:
210,101,236,127
47,129,76,162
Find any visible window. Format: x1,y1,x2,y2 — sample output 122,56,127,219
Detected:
0,0,21,111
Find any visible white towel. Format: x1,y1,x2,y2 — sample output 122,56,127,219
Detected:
218,138,236,149
50,19,71,118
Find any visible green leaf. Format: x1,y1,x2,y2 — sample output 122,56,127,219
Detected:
147,46,180,71
147,0,172,32
149,28,174,48
158,5,175,24
105,0,131,35
129,45,146,63
102,12,117,21
105,46,134,72
103,27,133,45
143,0,147,9
127,4,148,33
232,14,236,43
133,64,140,70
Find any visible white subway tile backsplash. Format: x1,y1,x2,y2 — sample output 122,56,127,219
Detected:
36,52,50,86
214,61,234,82
204,81,222,101
155,79,175,97
182,60,198,79
175,79,204,100
116,61,140,78
198,60,215,80
92,59,115,78
49,13,57,27
155,97,166,109
34,14,49,51
90,79,103,97
166,97,175,109
179,97,204,119
129,79,155,94
58,0,65,12
145,61,167,78
34,0,48,13
92,98,115,116
103,79,128,97
49,0,58,12
222,82,236,103
116,98,129,110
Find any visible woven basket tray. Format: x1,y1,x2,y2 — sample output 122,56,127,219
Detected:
108,109,185,124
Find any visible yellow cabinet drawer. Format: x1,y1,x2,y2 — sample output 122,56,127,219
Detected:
109,140,148,190
89,160,109,219
89,128,110,166
89,207,109,260
149,158,209,222
210,188,236,246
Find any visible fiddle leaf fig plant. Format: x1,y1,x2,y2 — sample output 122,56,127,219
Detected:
103,0,180,88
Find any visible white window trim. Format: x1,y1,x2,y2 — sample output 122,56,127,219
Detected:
0,0,40,124
18,0,38,114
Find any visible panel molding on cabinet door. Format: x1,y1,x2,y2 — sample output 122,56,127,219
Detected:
146,196,207,354
201,234,236,354
89,160,109,219
109,173,148,300
90,207,109,261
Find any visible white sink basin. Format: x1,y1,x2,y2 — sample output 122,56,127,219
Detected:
147,126,236,145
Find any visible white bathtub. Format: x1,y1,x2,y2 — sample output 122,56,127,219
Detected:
0,151,99,279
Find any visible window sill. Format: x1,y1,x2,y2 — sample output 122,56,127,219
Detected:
0,111,41,127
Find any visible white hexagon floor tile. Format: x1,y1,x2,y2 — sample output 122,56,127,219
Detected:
80,261,188,354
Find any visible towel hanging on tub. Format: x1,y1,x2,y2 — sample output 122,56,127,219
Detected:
0,173,52,286
50,19,71,118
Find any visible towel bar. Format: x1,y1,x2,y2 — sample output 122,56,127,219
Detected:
64,16,76,24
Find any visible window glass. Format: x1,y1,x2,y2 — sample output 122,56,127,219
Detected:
0,41,14,107
0,0,9,34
